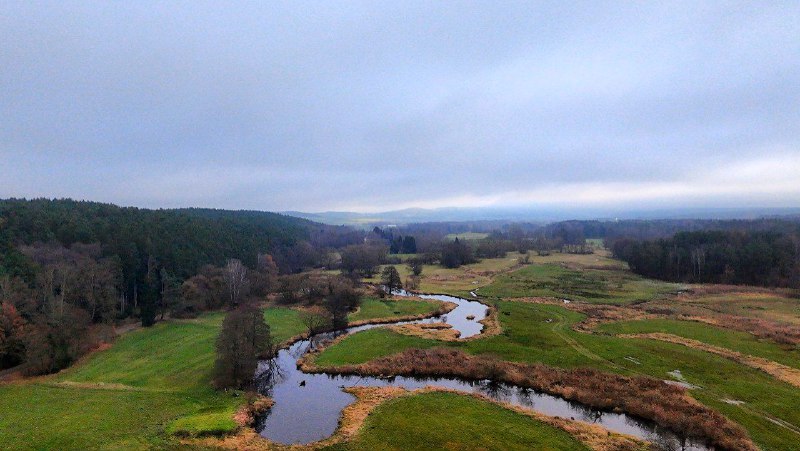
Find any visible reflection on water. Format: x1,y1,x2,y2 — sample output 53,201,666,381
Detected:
256,291,707,450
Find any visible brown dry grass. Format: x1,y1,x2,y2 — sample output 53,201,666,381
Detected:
389,322,461,340
312,347,756,451
683,314,800,346
624,332,800,388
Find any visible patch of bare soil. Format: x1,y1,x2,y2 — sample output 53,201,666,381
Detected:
623,332,800,389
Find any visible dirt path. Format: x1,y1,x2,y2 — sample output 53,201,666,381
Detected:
549,310,622,371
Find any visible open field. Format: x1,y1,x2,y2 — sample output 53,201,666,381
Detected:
321,391,589,451
313,299,800,450
675,290,800,326
480,262,679,304
367,252,525,297
599,319,800,370
444,232,490,241
3,252,800,450
349,297,445,323
0,308,309,449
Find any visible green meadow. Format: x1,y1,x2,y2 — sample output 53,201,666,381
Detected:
479,262,679,304
0,308,307,449
349,297,444,323
314,300,800,450
322,391,588,451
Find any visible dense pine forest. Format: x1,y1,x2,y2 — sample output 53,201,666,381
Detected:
0,199,360,374
610,230,800,288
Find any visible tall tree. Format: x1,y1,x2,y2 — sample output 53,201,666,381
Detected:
224,258,249,307
214,305,273,389
381,266,402,294
139,256,160,327
0,302,25,369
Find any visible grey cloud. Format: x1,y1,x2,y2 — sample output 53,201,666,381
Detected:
1,1,798,212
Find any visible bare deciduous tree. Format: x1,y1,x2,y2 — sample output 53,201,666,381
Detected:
224,259,250,307
298,309,331,336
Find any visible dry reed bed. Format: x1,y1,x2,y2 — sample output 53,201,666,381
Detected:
307,347,757,451
389,322,461,340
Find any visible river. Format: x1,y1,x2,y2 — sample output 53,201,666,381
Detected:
255,291,707,450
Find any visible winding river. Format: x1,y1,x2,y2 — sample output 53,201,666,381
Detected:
255,291,707,450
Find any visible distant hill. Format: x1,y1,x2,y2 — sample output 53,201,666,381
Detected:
0,198,317,296
285,206,800,227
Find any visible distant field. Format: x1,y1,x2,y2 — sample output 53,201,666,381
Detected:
585,238,604,248
683,292,800,326
444,232,489,241
480,262,678,304
322,391,587,451
367,253,524,297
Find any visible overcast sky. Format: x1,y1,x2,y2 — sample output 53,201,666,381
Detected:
1,1,799,213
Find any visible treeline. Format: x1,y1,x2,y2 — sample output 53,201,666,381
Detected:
0,198,360,375
0,199,313,284
545,218,800,241
611,230,800,288
370,227,417,254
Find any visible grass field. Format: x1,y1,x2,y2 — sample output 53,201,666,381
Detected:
680,291,800,325
322,391,588,451
349,297,445,323
313,301,800,450
0,307,308,449
599,318,800,369
479,262,678,304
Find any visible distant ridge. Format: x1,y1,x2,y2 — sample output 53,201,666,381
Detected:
284,206,800,227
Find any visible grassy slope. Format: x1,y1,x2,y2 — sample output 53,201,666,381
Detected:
323,391,587,451
0,308,307,450
315,301,800,450
348,297,444,323
599,318,800,369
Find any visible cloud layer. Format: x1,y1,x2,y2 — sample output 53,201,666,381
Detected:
2,1,799,212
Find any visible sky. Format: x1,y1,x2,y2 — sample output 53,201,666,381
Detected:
1,1,799,214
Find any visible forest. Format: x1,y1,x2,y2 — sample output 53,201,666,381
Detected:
0,199,362,375
610,229,800,287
